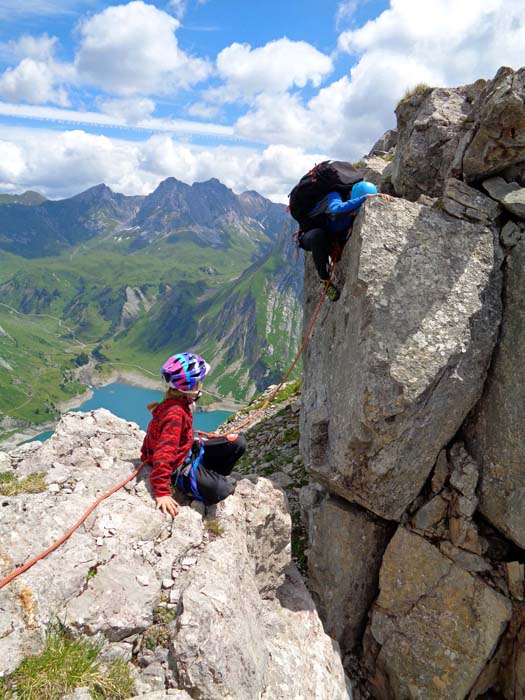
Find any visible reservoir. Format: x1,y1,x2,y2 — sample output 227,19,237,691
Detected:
34,383,232,442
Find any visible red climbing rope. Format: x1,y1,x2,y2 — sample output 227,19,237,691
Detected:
0,462,146,590
0,268,334,590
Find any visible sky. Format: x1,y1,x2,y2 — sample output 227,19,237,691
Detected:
0,0,524,202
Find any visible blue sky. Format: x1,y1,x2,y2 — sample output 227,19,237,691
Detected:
0,0,523,200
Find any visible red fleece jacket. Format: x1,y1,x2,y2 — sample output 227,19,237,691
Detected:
140,397,194,498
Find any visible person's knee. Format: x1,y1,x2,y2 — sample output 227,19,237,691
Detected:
205,478,235,504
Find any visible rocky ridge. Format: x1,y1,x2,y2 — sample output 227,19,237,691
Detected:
0,409,349,699
300,65,525,698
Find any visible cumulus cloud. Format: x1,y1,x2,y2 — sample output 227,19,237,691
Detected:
0,57,72,106
209,38,333,104
234,0,525,161
75,1,212,96
0,126,327,201
0,33,58,62
338,0,525,86
0,32,74,106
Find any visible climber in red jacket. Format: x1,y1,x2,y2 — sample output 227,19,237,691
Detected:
141,352,246,517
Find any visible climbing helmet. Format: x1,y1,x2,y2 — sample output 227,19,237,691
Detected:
351,180,378,198
161,352,210,391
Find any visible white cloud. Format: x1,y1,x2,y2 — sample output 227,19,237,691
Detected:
186,101,221,119
0,125,326,202
0,57,72,106
210,38,333,104
75,1,212,96
0,0,94,19
0,100,235,139
338,0,525,87
0,34,58,62
0,140,25,181
233,0,525,161
167,0,186,19
97,96,156,123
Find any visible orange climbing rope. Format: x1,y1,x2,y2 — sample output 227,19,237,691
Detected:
0,461,146,590
0,270,333,591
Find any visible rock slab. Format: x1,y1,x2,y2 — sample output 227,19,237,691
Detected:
465,237,525,548
300,198,501,520
366,528,511,700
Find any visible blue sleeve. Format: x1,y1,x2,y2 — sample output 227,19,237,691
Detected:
325,191,368,214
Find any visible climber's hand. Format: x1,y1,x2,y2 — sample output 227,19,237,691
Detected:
155,495,179,517
366,193,394,201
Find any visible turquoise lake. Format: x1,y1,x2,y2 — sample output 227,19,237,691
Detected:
33,383,231,442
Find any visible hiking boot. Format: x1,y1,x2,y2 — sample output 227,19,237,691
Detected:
325,281,340,302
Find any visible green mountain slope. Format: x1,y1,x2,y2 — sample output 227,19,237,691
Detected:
0,308,88,435
0,178,302,435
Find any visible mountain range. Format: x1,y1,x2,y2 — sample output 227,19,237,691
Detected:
0,178,302,437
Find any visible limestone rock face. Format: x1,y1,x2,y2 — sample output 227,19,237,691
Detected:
307,494,393,650
365,528,512,700
465,237,525,548
391,85,480,200
0,410,350,699
443,178,501,224
300,197,501,520
463,67,525,181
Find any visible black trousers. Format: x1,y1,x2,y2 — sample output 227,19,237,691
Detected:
299,227,350,281
174,433,247,505
299,228,330,280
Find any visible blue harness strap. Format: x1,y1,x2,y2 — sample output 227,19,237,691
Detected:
175,442,205,501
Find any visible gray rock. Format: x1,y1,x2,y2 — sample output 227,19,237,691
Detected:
505,561,524,600
439,542,491,573
358,155,392,191
0,411,350,700
412,495,448,532
463,67,525,181
369,128,398,155
391,85,480,200
501,161,525,187
500,220,523,247
465,237,525,547
431,450,450,493
301,198,501,520
443,178,501,223
171,485,350,700
135,693,192,700
449,442,479,498
366,528,511,699
307,494,393,650
483,176,525,217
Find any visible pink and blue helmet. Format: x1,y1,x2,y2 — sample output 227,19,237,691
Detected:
161,352,210,391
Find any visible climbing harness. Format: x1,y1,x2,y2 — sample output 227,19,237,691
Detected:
0,268,334,591
174,442,205,502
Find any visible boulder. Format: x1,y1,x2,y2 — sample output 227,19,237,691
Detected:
0,411,350,699
465,237,525,548
391,84,481,200
482,176,525,218
443,178,501,224
307,494,393,649
358,155,393,193
463,67,525,181
365,528,511,700
369,129,398,155
500,220,523,248
300,197,501,520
